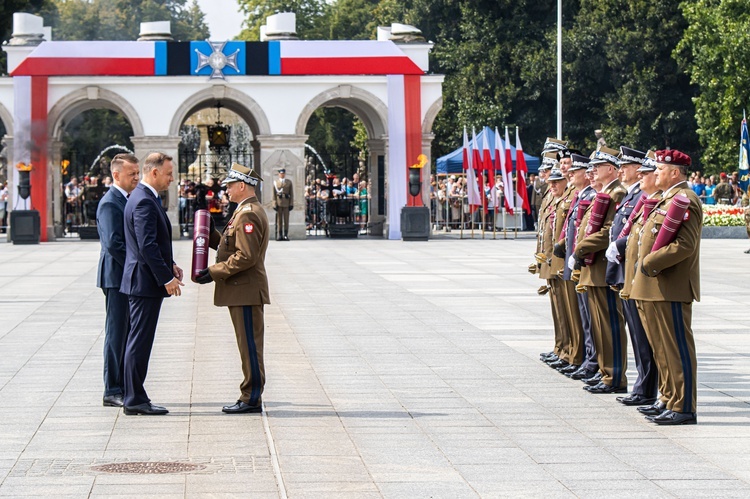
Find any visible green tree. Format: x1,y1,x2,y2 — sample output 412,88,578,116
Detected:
0,0,57,75
566,0,698,162
236,0,327,40
61,109,134,179
676,0,750,173
51,0,209,41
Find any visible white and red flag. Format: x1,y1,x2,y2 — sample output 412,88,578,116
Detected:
464,127,482,209
481,130,493,214
495,127,514,215
515,127,531,214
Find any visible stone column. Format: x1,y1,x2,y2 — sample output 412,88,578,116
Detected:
49,140,64,239
130,136,182,239
366,138,386,236
255,134,307,240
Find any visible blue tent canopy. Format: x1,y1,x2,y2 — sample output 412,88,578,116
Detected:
436,126,540,175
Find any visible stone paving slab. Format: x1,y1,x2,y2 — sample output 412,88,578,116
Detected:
0,237,749,497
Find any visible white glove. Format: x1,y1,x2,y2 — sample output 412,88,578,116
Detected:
605,241,619,263
567,255,576,270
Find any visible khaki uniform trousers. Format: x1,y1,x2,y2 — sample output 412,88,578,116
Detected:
549,278,570,362
561,280,585,366
277,207,290,237
636,300,696,413
229,305,266,406
588,286,627,388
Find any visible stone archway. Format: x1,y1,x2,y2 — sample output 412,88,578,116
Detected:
295,85,389,236
0,101,13,137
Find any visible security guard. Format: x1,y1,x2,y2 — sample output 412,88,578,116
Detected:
574,146,628,394
273,168,294,241
630,149,701,425
605,147,658,406
196,163,271,413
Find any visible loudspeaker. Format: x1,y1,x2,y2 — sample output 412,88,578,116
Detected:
10,210,40,245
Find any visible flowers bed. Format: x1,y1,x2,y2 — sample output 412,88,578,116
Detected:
702,204,746,226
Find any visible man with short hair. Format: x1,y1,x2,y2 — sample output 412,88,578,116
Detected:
96,153,140,407
196,164,270,413
120,152,184,415
631,149,702,425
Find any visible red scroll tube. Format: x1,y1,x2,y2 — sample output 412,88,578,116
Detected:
616,196,645,239
571,199,591,252
649,194,691,252
582,192,611,266
642,198,659,220
191,209,211,282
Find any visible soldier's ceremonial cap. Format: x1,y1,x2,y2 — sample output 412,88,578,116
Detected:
637,150,657,173
569,153,590,171
542,137,569,154
223,163,262,187
618,146,646,166
655,149,691,167
548,167,565,181
590,146,621,167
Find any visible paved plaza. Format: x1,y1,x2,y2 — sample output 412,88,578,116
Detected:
0,235,749,498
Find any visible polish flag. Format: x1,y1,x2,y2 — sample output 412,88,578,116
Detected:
515,127,531,214
464,128,482,209
495,127,514,215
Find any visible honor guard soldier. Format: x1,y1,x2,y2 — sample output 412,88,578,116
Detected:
535,154,563,363
196,163,271,413
555,153,598,380
573,146,628,394
630,149,701,425
273,168,294,241
605,147,658,406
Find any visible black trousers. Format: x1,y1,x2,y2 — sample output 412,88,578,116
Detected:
123,296,163,407
103,288,129,397
623,298,658,398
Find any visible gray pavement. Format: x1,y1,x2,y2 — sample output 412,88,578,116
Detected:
0,235,749,498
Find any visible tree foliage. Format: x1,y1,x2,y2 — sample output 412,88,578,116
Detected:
676,0,750,173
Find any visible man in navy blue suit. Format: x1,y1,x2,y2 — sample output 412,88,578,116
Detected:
120,152,184,415
97,153,140,408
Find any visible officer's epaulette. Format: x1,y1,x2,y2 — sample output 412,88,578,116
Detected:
240,205,253,212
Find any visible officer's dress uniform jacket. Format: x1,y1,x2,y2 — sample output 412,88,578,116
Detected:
273,178,294,238
575,179,628,388
630,182,701,414
208,196,270,406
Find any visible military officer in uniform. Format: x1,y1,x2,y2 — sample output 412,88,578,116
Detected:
556,153,598,380
273,168,294,241
574,146,628,394
630,149,701,425
536,154,567,365
605,147,658,406
196,163,271,413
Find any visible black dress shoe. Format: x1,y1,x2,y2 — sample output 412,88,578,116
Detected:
283,236,290,241
539,351,555,361
549,359,569,369
584,382,627,394
616,394,658,406
543,354,560,364
569,368,596,380
222,400,262,414
103,394,124,407
637,401,667,416
558,364,579,374
651,411,697,425
123,403,169,415
583,372,603,386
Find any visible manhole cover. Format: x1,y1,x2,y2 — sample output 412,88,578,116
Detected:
90,461,207,474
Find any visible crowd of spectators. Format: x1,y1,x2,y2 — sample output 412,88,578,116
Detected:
63,175,110,233
304,172,370,232
688,170,747,206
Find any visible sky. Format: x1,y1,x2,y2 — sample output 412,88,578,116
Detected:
195,0,245,40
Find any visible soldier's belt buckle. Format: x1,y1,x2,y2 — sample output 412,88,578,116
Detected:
575,283,588,294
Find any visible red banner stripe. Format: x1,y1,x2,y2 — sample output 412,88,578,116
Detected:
12,58,155,76
281,57,422,75
30,76,48,241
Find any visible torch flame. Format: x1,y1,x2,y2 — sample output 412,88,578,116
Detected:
16,162,32,172
410,154,428,169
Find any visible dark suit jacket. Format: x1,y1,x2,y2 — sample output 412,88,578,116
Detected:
96,187,128,289
120,183,174,298
606,185,643,286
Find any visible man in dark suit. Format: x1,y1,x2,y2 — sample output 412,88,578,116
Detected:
96,153,140,408
120,152,184,416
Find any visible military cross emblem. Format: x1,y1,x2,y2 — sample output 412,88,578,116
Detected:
194,41,240,80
